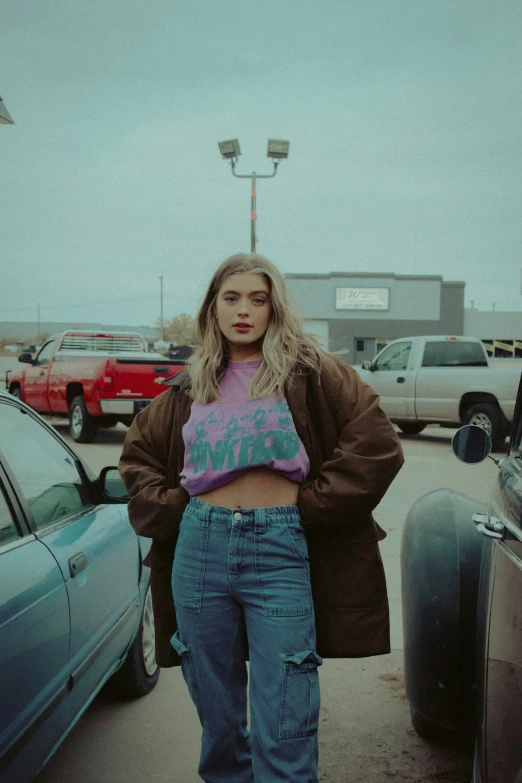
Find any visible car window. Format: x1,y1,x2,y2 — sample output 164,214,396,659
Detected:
0,403,93,530
0,485,19,547
375,342,412,371
34,340,55,367
421,341,487,367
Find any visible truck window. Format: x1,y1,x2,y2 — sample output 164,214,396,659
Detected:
374,342,412,371
421,341,488,367
34,340,56,367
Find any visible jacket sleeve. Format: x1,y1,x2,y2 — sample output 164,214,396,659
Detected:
297,359,404,527
118,390,189,540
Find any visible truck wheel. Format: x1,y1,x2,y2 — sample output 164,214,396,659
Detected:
69,396,98,443
105,585,159,698
398,422,426,435
463,403,505,451
10,387,22,400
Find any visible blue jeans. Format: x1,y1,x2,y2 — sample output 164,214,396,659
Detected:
171,497,322,783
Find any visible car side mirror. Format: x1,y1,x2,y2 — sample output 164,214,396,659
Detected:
361,359,373,371
99,466,130,503
18,352,34,364
452,425,492,464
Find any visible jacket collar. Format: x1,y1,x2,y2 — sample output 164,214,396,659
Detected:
285,369,313,460
162,364,312,458
285,367,307,410
162,364,310,401
162,369,189,388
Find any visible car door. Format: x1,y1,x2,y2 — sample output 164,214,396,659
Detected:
21,339,56,412
0,400,140,727
366,340,415,419
0,423,70,783
483,403,522,783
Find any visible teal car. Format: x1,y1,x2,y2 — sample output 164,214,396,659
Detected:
0,390,158,782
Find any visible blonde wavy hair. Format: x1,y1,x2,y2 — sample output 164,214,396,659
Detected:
187,253,327,403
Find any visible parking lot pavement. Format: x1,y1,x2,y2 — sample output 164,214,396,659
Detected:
36,425,487,782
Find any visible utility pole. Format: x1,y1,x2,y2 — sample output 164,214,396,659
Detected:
37,303,41,337
251,174,257,253
159,276,164,341
413,207,418,274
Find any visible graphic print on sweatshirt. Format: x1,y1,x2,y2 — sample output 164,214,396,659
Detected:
181,396,310,495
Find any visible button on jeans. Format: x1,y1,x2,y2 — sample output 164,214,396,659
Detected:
171,497,322,783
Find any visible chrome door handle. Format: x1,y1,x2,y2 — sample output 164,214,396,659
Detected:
69,552,88,577
472,513,504,540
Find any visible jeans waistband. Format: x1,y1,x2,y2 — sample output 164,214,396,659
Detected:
186,496,301,530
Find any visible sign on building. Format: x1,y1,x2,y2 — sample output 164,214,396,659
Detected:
335,287,390,311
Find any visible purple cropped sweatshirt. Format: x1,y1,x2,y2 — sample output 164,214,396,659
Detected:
180,360,310,496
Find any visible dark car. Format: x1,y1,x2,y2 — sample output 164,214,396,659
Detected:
0,390,158,783
401,373,522,782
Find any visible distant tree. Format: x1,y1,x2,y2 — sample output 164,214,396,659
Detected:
158,313,195,345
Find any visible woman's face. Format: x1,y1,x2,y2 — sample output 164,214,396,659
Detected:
215,272,272,360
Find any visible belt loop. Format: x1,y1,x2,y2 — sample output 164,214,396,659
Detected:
201,499,211,527
254,507,266,535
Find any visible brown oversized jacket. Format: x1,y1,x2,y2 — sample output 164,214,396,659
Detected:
118,356,404,667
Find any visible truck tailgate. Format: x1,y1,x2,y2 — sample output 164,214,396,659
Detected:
112,359,184,398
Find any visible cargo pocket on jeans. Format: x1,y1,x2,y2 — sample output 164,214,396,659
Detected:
279,650,323,739
170,631,206,724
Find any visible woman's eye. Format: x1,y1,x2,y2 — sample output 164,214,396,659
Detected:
224,296,237,303
253,298,267,305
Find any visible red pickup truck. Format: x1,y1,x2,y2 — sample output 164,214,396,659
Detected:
7,330,186,442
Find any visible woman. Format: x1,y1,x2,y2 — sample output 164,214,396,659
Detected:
119,253,404,783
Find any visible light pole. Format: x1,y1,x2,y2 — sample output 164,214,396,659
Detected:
218,138,289,253
0,97,14,124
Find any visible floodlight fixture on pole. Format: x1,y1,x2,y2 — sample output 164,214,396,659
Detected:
218,138,241,161
0,97,14,125
267,139,289,159
217,138,289,252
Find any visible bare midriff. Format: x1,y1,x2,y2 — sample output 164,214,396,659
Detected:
195,467,299,510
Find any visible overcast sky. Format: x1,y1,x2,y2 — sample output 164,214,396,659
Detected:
1,0,521,328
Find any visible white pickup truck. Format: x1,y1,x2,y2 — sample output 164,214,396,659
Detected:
354,335,521,450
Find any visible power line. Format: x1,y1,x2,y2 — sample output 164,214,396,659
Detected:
0,294,160,314
0,290,194,316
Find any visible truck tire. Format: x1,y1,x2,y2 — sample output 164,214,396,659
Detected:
69,395,98,443
463,403,505,451
105,585,159,698
398,422,426,435
10,387,22,400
